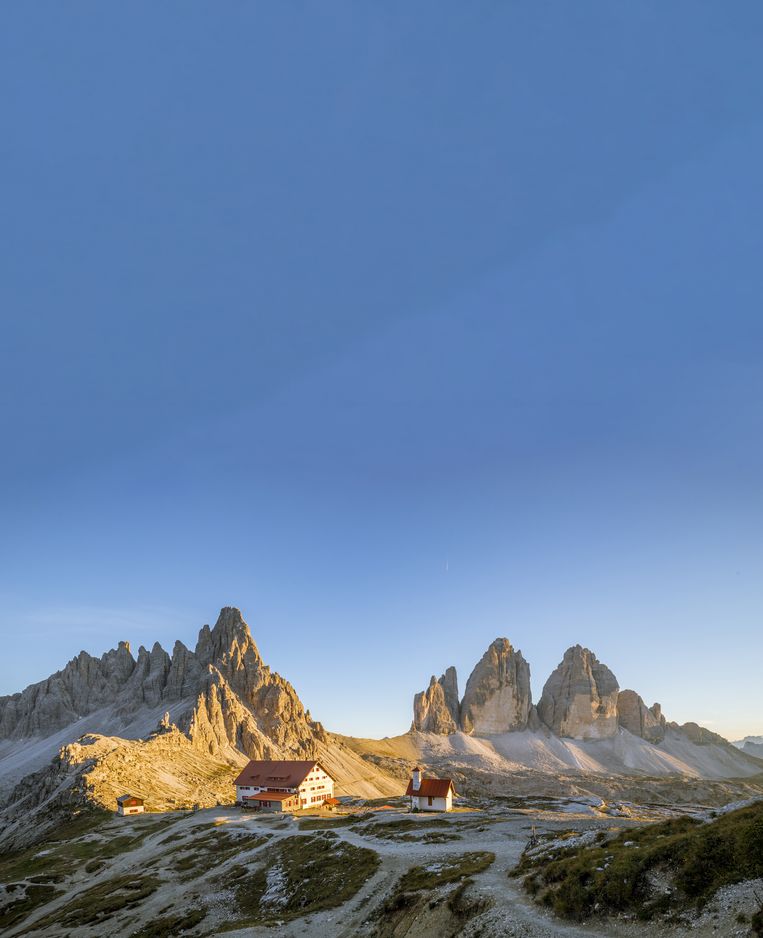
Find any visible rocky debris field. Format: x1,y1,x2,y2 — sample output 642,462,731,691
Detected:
2,794,762,937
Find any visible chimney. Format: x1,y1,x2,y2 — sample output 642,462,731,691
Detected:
412,767,421,792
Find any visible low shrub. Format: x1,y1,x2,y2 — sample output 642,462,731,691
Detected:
398,852,495,892
513,801,763,922
130,907,206,936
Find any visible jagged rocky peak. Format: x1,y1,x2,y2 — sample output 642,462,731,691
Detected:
460,638,532,735
196,606,261,666
537,645,619,739
617,690,666,743
0,641,141,739
0,605,326,762
412,667,460,734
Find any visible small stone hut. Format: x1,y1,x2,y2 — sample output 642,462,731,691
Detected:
116,794,145,816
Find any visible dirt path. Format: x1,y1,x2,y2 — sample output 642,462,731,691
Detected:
215,808,642,938
5,804,699,937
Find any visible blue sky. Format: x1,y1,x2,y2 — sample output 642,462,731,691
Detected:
1,3,762,740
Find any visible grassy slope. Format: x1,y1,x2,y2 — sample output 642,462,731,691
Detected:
512,801,763,924
222,832,381,928
1,807,383,936
373,851,495,938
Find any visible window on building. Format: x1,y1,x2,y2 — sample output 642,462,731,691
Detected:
428,796,433,806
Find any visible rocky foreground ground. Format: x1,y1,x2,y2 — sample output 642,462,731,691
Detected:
2,795,762,938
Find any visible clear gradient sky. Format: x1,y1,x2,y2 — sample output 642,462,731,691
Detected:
1,4,762,741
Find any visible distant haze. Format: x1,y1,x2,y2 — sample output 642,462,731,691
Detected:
1,4,762,742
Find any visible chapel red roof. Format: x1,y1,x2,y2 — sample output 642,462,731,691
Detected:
405,777,455,798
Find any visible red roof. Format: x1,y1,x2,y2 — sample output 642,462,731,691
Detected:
405,777,455,798
234,759,335,788
244,791,297,803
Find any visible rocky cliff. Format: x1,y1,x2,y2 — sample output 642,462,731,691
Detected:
407,640,757,779
617,690,666,743
460,639,532,735
536,645,620,739
412,667,460,734
410,639,533,737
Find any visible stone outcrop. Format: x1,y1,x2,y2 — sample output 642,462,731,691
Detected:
677,722,728,747
460,639,532,735
537,645,619,739
0,607,326,762
617,690,666,743
412,668,460,734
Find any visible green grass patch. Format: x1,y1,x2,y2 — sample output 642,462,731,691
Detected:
362,817,455,841
0,809,112,882
219,833,380,927
48,808,114,841
0,883,58,931
130,907,206,936
299,813,462,840
297,813,366,831
375,852,495,937
398,852,495,891
0,809,182,887
21,874,161,932
514,801,763,922
165,830,269,880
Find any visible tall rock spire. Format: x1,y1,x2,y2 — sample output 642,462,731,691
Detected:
412,667,460,733
460,638,532,735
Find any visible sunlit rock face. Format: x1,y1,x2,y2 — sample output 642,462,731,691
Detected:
537,645,619,739
460,639,532,735
412,667,460,734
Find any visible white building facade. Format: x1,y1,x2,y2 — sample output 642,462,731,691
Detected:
116,794,145,815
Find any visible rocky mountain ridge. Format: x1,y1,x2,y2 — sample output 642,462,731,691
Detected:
733,736,763,760
411,639,751,757
0,607,325,763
